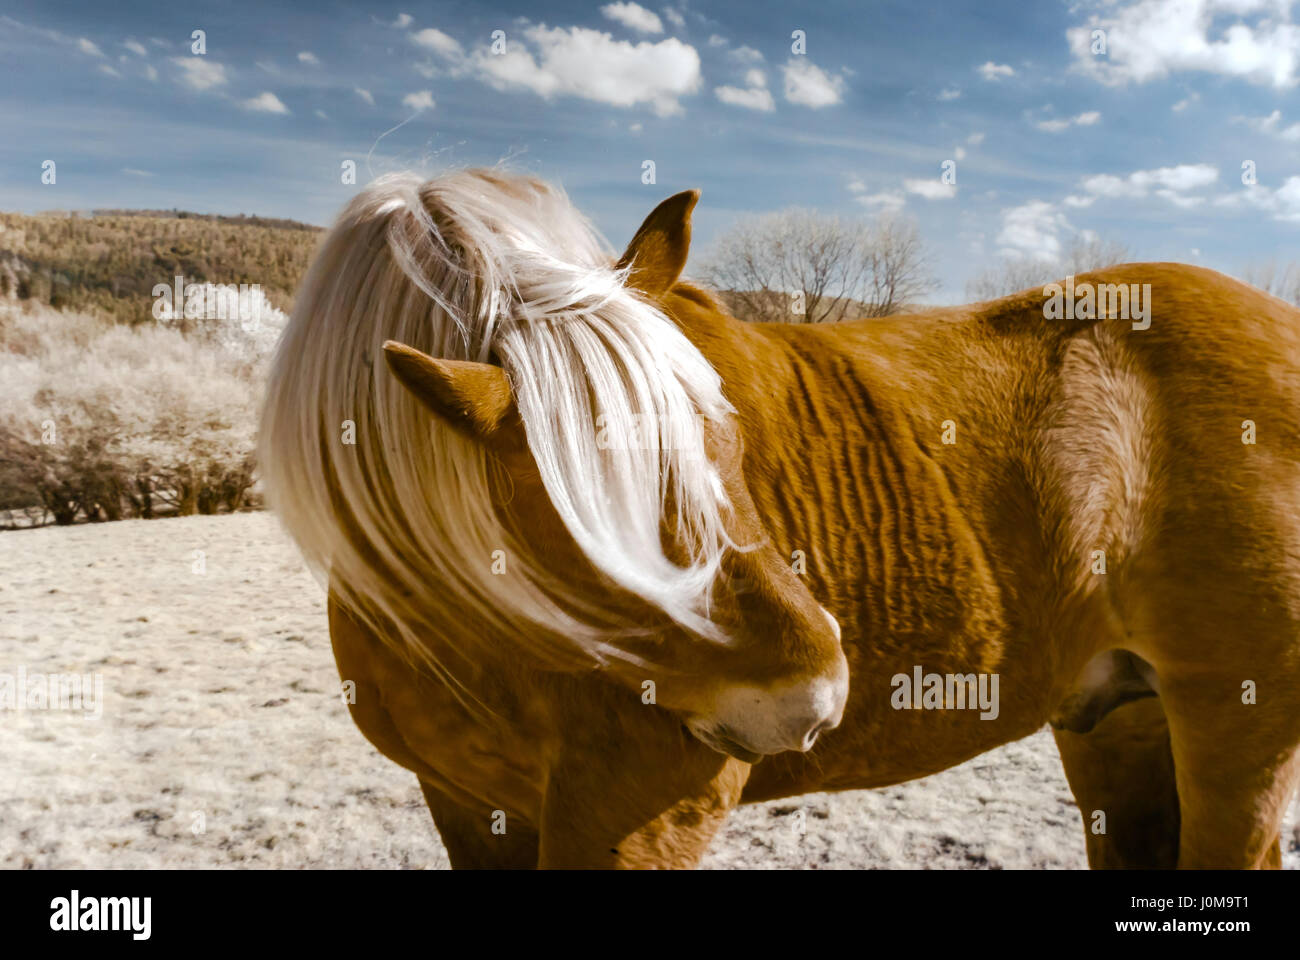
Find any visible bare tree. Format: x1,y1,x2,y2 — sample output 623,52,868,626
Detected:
965,236,1133,301
699,208,937,323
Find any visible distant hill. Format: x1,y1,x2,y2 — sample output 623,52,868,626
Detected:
0,210,324,324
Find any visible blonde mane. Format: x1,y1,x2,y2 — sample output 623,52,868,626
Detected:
257,170,736,680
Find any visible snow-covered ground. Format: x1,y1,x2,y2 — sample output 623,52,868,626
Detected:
2,512,1296,869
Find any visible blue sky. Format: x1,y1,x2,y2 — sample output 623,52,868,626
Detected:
2,0,1299,301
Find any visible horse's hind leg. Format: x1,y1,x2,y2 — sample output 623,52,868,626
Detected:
1157,659,1300,869
419,779,539,869
1053,696,1180,868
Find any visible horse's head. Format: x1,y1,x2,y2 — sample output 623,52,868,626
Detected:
381,179,847,761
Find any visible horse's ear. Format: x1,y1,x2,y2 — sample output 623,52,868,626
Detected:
616,189,699,297
382,341,516,440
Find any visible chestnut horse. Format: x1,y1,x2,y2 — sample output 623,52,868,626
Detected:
259,169,1300,868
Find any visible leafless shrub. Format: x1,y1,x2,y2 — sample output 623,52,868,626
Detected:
1240,262,1300,307
0,301,275,524
965,236,1133,301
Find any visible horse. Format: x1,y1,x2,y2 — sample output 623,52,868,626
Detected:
258,168,1300,869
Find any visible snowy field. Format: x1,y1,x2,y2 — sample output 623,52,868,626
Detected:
2,511,1296,869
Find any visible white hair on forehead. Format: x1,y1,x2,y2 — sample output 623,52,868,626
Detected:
258,169,737,686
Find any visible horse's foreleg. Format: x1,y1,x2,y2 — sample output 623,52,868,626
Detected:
1052,696,1181,869
419,779,539,869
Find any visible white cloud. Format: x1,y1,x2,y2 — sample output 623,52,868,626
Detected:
1080,163,1219,199
314,108,329,119
1068,163,1219,211
297,51,319,65
954,146,967,160
967,131,986,145
411,27,463,59
938,86,962,100
663,8,686,29
708,34,728,47
856,191,906,211
122,167,154,177
171,57,227,90
729,45,764,63
77,37,104,58
1236,109,1300,140
997,201,1068,261
1216,175,1300,221
602,2,664,34
715,84,775,111
392,13,413,29
978,61,1015,80
123,38,147,57
98,63,120,78
1068,0,1300,88
355,87,375,105
144,64,157,82
782,57,846,108
1172,91,1200,111
905,178,957,199
847,178,866,193
470,25,701,115
403,90,436,110
241,91,290,114
1035,109,1102,132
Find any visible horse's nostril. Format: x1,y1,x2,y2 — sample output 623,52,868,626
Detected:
800,720,827,750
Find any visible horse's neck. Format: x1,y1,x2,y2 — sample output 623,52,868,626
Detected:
701,314,1043,677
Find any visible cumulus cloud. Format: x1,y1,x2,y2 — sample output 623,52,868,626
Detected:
1081,163,1219,197
715,68,774,111
465,25,701,115
411,27,463,59
1034,110,1101,132
1068,0,1300,88
663,7,686,29
1236,109,1300,140
297,51,319,65
856,190,906,211
997,201,1069,261
978,61,1015,80
905,178,957,199
601,2,664,34
729,45,764,63
782,58,847,107
402,90,436,110
171,57,227,90
241,91,290,114
1216,175,1300,221
391,13,413,29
